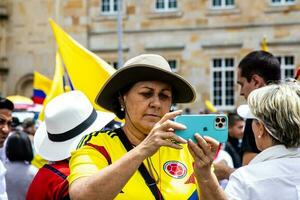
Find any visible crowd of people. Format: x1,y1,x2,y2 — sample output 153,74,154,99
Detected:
0,50,299,200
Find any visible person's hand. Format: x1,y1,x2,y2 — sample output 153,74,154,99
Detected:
138,110,187,158
213,160,235,180
187,134,219,181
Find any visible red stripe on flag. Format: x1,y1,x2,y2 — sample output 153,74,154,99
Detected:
33,96,45,104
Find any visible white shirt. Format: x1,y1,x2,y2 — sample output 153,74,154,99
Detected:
225,145,300,200
214,149,234,189
0,160,8,200
5,161,37,200
214,149,234,168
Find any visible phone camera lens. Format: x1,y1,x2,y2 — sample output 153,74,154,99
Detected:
216,118,220,123
221,118,226,123
218,123,223,128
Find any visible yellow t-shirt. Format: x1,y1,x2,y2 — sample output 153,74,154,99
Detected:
31,154,48,169
69,129,199,200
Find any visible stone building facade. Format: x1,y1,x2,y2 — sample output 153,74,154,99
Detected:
1,0,300,113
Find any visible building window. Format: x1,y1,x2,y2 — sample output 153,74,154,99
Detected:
155,0,177,11
101,0,118,14
270,0,295,5
276,55,295,79
211,0,235,9
211,58,235,109
168,60,177,72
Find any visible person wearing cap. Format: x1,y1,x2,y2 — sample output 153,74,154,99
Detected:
26,91,115,200
0,97,14,200
188,81,300,200
68,54,201,199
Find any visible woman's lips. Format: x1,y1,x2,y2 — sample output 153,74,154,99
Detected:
144,114,160,118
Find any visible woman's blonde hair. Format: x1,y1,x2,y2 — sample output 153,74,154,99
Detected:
247,81,300,147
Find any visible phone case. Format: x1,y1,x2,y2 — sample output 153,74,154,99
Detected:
174,114,228,143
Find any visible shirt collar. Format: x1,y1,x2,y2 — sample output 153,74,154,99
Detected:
249,145,300,165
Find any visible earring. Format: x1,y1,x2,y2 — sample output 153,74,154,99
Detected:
120,105,124,111
258,135,262,139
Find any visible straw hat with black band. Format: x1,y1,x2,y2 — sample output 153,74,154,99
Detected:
34,91,115,161
96,54,196,119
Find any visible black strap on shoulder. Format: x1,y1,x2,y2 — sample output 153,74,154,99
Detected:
44,164,67,180
115,128,164,200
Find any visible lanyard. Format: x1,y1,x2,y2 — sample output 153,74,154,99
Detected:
115,128,164,200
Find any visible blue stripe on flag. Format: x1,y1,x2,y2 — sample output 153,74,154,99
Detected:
33,89,46,98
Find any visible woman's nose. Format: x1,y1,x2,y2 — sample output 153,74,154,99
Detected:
150,96,161,108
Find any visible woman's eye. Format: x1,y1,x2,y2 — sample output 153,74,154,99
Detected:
140,92,152,98
159,93,171,100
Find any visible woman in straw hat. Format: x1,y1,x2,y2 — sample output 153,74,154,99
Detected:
188,81,300,200
68,54,206,199
26,91,115,200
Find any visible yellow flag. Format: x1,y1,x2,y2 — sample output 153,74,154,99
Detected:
49,19,116,111
261,36,269,52
38,53,65,121
205,100,217,113
33,71,52,104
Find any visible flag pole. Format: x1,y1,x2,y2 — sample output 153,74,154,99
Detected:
55,0,61,25
117,0,123,68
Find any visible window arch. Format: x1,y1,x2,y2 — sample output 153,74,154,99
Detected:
15,74,33,98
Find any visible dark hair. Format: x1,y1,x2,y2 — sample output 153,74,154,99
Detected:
238,51,281,83
22,118,35,129
5,131,34,162
11,117,21,128
111,84,134,119
0,97,14,110
228,113,244,127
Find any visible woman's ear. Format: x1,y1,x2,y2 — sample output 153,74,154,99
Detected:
257,121,268,138
118,94,126,110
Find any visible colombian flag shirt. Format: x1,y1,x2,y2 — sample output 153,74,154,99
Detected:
68,129,199,200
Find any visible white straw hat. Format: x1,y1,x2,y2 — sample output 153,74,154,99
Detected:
34,90,115,161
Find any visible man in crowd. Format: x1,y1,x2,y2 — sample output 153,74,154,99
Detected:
0,98,13,149
214,50,281,180
0,97,14,199
237,50,281,165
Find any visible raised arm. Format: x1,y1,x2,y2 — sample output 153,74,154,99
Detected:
188,134,228,200
69,145,147,200
69,111,187,200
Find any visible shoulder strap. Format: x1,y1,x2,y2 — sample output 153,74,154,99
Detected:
44,164,68,180
115,128,164,200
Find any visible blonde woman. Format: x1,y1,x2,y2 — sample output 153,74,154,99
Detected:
188,81,300,200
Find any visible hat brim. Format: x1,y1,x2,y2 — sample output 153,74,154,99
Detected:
34,111,115,161
237,104,256,119
96,65,196,112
